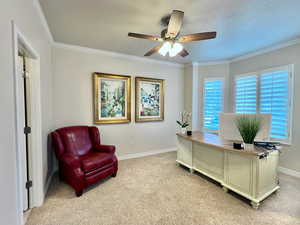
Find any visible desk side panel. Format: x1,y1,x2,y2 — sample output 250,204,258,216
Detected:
177,136,193,168
193,143,224,181
256,151,279,199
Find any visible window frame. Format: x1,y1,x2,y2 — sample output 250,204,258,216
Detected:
234,65,294,144
202,77,225,133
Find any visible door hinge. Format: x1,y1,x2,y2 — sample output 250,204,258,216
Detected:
24,126,31,134
26,180,32,189
22,71,30,78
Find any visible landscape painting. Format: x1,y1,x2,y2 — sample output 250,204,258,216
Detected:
93,73,131,124
135,77,164,122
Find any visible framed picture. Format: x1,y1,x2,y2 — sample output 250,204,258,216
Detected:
135,77,164,122
93,73,131,124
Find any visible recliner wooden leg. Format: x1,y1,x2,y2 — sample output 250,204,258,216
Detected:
58,171,64,181
112,172,117,177
75,190,83,197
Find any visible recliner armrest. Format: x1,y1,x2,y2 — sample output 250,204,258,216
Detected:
94,144,116,154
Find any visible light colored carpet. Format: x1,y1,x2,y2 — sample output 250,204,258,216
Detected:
27,152,300,225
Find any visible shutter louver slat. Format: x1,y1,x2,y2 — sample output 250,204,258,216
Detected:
203,80,223,130
235,75,257,114
260,70,289,140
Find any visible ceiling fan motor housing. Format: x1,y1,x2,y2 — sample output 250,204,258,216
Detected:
160,14,171,27
161,28,179,40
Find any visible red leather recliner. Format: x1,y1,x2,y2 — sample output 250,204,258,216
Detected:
51,126,118,197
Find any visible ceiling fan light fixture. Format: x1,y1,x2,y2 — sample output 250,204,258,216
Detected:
169,42,183,57
158,41,171,56
128,10,216,58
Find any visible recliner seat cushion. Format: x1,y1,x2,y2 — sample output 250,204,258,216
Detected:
80,152,113,172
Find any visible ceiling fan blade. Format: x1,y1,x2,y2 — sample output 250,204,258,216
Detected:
128,32,163,41
166,10,184,39
178,32,217,43
144,44,162,56
178,49,189,57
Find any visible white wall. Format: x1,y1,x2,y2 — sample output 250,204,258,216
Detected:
183,64,200,131
52,45,184,157
0,1,53,224
229,43,300,173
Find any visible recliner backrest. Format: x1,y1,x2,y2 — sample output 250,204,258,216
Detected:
55,126,93,157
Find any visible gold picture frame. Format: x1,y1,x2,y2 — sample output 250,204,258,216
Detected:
93,73,131,124
135,77,164,122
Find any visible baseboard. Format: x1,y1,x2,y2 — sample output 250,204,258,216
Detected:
118,147,177,161
44,170,55,196
278,166,300,179
23,209,32,225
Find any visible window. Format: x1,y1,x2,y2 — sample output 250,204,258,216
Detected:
235,75,257,114
260,70,290,140
203,79,223,131
235,66,293,143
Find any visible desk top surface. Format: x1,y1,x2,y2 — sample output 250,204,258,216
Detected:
176,131,274,156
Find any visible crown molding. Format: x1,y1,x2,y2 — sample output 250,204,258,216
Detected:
185,60,230,68
33,0,54,43
32,0,300,67
184,62,199,67
53,42,185,68
197,60,230,66
32,0,184,68
230,38,300,62
190,38,300,66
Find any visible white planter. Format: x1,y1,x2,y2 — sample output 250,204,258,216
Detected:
181,128,187,134
243,143,254,150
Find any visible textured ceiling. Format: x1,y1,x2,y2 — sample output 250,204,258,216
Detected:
40,0,300,63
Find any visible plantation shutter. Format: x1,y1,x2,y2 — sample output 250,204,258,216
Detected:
260,70,290,140
235,75,257,114
203,79,223,130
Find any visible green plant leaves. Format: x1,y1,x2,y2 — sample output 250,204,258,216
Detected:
235,115,261,144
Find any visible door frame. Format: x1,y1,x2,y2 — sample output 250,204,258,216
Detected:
12,21,44,224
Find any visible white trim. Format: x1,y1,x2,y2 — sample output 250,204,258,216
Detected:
12,22,44,225
184,62,200,67
197,60,230,66
230,38,300,62
32,0,54,43
117,147,177,161
278,167,300,179
23,209,32,225
191,38,300,65
185,60,230,67
53,42,184,68
29,0,300,66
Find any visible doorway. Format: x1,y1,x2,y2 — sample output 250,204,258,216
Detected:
13,22,44,225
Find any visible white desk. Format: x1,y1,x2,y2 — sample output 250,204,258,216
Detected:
176,132,280,209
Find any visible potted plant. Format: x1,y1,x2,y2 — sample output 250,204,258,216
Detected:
235,115,261,150
177,111,191,134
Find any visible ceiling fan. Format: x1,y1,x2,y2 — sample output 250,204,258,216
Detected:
128,10,217,58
